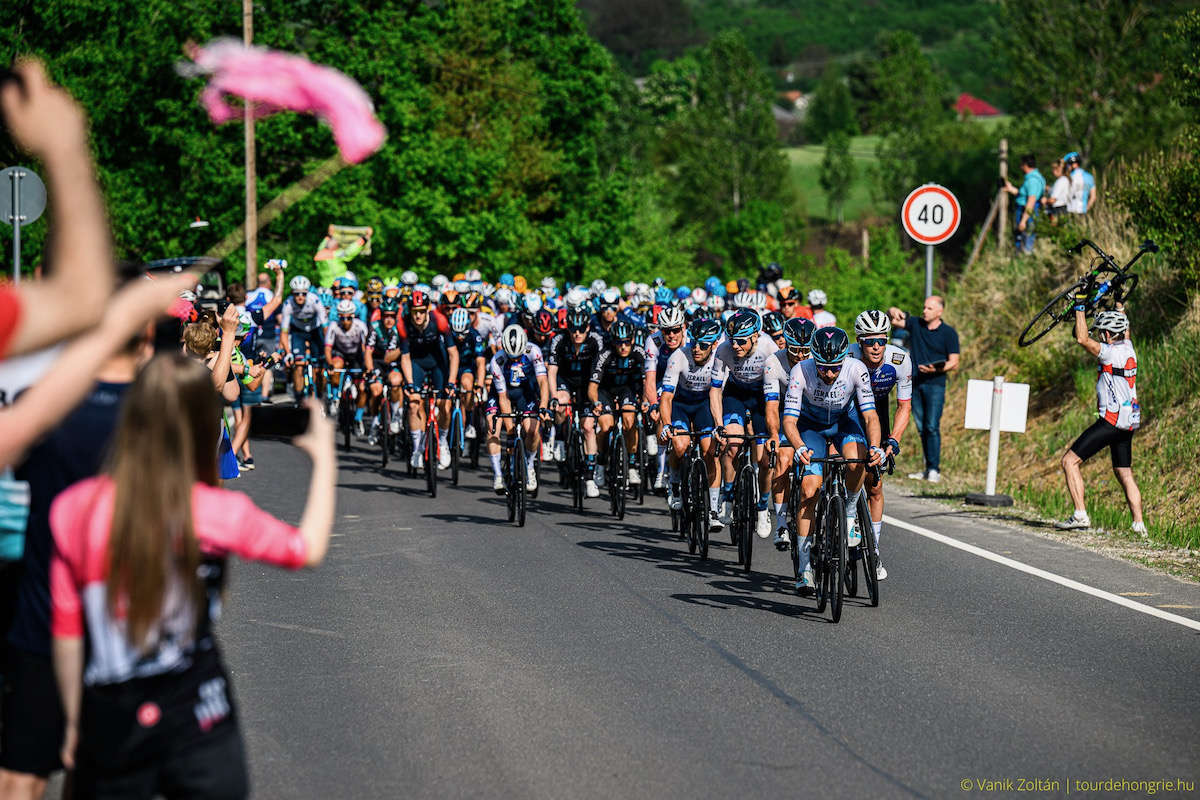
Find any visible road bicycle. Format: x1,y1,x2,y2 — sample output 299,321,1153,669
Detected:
718,431,774,573
669,428,712,561
448,389,465,486
561,399,589,511
405,380,442,497
845,456,891,608
1018,239,1158,347
603,406,632,521
325,368,364,451
490,411,541,527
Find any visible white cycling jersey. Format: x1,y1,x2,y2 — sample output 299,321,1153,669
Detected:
813,309,837,328
782,357,876,425
761,349,801,402
711,333,779,393
281,294,328,334
847,343,913,403
1097,338,1140,431
488,344,547,393
324,319,369,354
660,346,718,405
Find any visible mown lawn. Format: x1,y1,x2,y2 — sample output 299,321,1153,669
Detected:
784,135,883,223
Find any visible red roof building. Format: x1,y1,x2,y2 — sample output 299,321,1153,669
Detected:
955,92,1001,118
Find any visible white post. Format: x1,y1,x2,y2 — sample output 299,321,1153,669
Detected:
985,375,1004,496
10,170,21,285
924,244,933,298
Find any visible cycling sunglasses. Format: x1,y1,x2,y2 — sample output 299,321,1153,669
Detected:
615,338,634,346
338,313,356,320
410,305,429,312
731,335,754,346
568,325,589,333
782,299,797,306
662,326,684,336
859,337,887,348
294,292,308,300
816,363,843,375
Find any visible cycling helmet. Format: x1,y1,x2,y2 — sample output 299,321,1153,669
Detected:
335,299,357,317
777,285,800,304
783,317,815,350
590,279,607,295
429,274,446,290
600,287,620,307
704,276,721,294
463,291,482,309
501,324,528,358
540,276,557,291
675,286,691,300
533,310,556,336
726,308,762,339
290,275,311,293
725,280,738,294
341,272,359,290
654,286,673,305
623,280,638,297
317,288,335,309
1094,310,1129,334
493,287,514,307
811,327,851,366
611,319,635,343
633,326,649,348
564,286,588,308
731,291,753,309
762,310,785,336
761,261,783,284
401,270,418,286
690,317,723,346
854,309,891,338
713,284,727,299
736,278,751,293
236,311,255,337
567,308,591,330
410,290,430,310
658,305,685,330
499,272,515,287
808,289,828,307
522,293,543,314
513,276,528,293
453,279,470,294
381,297,401,315
464,269,482,282
707,295,725,312
367,277,384,294
449,307,472,334
750,291,768,311
691,287,708,304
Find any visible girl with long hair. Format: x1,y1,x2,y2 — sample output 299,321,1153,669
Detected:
50,354,335,799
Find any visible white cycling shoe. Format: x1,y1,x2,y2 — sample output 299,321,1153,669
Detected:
707,510,724,531
553,441,566,462
437,448,452,470
667,485,682,511
541,442,554,462
526,468,538,491
773,527,790,551
389,418,401,434
654,472,667,491
796,569,816,596
465,424,477,440
493,475,506,494
628,468,640,485
594,464,606,488
845,518,862,548
646,436,658,456
875,555,887,581
585,479,600,498
755,508,773,539
410,451,424,470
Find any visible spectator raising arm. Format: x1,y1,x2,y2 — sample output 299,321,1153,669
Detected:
0,60,114,358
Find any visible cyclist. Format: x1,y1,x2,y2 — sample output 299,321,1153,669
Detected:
1055,308,1145,534
589,319,646,489
324,298,373,435
847,310,912,579
658,318,723,529
762,310,786,350
763,316,816,549
546,309,606,497
334,276,369,324
808,290,836,328
592,288,622,348
449,307,488,441
398,290,460,470
710,308,780,539
529,309,560,458
365,277,385,323
644,305,688,490
280,275,329,403
366,297,404,445
781,327,884,595
777,286,813,321
486,325,550,493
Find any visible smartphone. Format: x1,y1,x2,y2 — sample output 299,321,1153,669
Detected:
927,359,947,371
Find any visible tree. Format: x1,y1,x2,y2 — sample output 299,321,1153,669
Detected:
819,133,856,224
805,63,858,144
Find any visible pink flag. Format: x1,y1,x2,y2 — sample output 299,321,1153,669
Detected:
182,39,386,164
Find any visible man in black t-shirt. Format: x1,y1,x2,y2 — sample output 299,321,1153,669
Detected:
888,296,960,483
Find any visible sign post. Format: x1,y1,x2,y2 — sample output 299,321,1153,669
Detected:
0,167,47,285
901,183,961,298
963,376,1030,507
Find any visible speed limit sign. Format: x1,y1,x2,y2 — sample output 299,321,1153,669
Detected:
901,184,960,245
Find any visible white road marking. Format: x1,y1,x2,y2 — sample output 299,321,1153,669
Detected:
883,515,1200,633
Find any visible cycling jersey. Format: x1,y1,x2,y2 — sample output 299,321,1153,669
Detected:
847,343,913,403
397,311,455,364
643,330,681,384
325,319,369,356
711,333,779,393
590,346,647,394
546,331,605,391
453,328,488,377
660,346,717,405
489,347,546,395
281,294,328,334
761,349,800,403
782,357,876,425
367,322,402,361
1096,339,1140,431
813,310,836,328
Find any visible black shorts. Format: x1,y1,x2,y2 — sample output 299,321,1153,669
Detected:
74,727,247,800
1070,419,1134,469
597,386,639,415
0,646,64,777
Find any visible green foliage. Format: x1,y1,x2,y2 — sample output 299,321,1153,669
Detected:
799,226,924,322
804,63,858,144
818,133,855,224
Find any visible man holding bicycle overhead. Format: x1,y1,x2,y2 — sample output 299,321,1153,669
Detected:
763,316,815,550
398,289,459,471
710,308,780,540
847,310,913,580
1056,306,1146,534
486,325,550,494
324,299,373,435
658,318,723,530
781,327,884,595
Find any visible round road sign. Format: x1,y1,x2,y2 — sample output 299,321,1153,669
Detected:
901,183,960,246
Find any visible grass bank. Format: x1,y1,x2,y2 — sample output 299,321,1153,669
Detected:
785,136,883,223
889,206,1200,556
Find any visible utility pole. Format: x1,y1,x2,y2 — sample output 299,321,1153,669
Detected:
996,138,1008,249
244,0,258,288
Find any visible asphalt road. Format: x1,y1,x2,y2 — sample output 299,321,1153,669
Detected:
219,429,1200,800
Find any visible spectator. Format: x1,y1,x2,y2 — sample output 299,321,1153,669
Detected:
246,261,285,403
49,358,335,798
1003,153,1046,254
888,297,960,483
1064,152,1096,214
1047,159,1070,225
808,290,836,328
0,60,114,360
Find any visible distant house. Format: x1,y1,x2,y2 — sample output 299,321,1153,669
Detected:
955,93,1001,119
781,90,807,113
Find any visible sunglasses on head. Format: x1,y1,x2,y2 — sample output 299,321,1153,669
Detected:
860,337,887,347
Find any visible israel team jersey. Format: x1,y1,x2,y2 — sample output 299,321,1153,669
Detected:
782,357,876,425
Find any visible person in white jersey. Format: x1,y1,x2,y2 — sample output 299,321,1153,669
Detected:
808,290,836,328
763,316,815,550
1055,306,1146,534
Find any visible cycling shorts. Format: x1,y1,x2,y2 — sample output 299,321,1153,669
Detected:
410,358,447,392
329,349,365,372
597,386,639,415
795,413,867,477
289,328,326,364
721,383,766,431
457,360,477,380
368,364,401,384
1070,418,1134,469
669,398,714,437
486,386,539,415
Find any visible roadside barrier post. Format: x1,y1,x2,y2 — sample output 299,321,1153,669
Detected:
964,375,1029,507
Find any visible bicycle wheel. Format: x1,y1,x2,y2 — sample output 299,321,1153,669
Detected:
827,494,847,623
379,403,390,470
609,434,626,521
450,409,461,487
1113,272,1138,306
339,396,352,452
514,441,527,528
569,428,583,509
1018,281,1081,347
858,492,879,608
691,458,710,560
733,467,748,566
633,426,645,506
740,466,755,573
505,444,516,523
425,415,437,498
814,496,829,614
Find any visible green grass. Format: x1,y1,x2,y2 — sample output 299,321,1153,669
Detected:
784,136,882,223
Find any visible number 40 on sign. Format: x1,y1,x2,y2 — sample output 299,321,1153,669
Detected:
901,183,961,297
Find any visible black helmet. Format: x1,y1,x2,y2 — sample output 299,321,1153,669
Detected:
632,326,648,348
566,309,591,330
810,327,850,366
725,308,762,339
689,318,723,346
611,319,635,343
782,316,815,349
762,310,785,336
381,297,401,315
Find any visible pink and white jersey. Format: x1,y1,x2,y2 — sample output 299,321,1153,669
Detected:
813,310,837,328
1096,339,1140,431
51,477,307,685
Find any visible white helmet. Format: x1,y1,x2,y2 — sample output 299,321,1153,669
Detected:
454,279,470,293
494,287,514,307
501,324,528,358
431,274,449,289
565,286,588,308
541,276,558,291
524,293,544,313
707,295,725,312
636,282,649,296
731,291,753,309
590,279,607,295
336,299,357,316
1094,310,1129,334
464,269,482,282
808,289,828,307
623,280,638,297
854,309,891,337
290,275,311,292
401,270,418,286
751,291,767,311
691,287,707,304
601,287,620,306
658,305,685,329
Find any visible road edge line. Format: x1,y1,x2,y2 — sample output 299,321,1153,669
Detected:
882,514,1200,633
